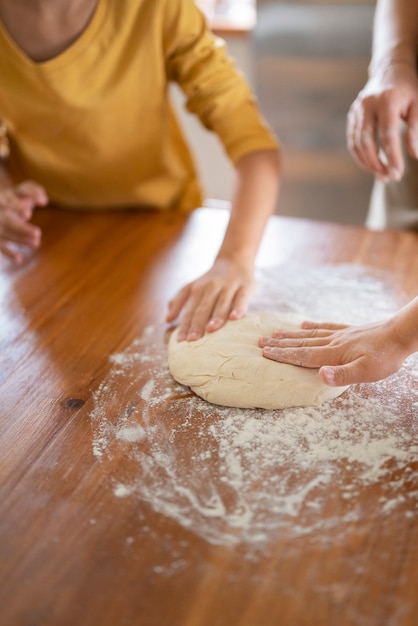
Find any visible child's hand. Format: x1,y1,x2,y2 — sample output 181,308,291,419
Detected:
0,180,48,263
166,258,254,341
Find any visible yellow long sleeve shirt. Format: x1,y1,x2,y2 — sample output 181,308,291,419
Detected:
0,0,278,212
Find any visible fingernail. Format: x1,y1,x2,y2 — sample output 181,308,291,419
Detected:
187,331,200,342
207,319,219,329
176,331,187,342
321,366,336,386
272,331,284,338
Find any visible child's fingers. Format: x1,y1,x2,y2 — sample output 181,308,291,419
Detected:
0,189,34,220
177,286,219,342
0,242,25,264
228,285,251,321
166,285,191,325
205,285,245,332
15,180,49,206
1,209,41,246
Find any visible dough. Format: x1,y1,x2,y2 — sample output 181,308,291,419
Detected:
168,312,349,409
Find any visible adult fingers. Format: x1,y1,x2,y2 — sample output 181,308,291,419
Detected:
347,100,388,178
405,103,418,160
262,345,332,368
376,97,404,179
269,328,334,340
320,359,367,386
259,338,329,352
301,321,348,331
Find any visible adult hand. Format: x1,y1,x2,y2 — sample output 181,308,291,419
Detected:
347,62,418,182
0,180,48,263
259,319,409,386
166,258,254,341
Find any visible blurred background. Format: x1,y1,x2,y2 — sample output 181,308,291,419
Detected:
255,0,375,224
178,0,377,225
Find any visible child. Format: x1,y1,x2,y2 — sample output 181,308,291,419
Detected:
0,0,280,342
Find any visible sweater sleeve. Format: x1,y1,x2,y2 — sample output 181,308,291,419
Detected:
162,0,279,163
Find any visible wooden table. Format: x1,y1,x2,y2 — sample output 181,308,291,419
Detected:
1,207,417,626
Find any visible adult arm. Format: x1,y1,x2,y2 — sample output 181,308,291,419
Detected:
259,296,418,386
347,0,418,181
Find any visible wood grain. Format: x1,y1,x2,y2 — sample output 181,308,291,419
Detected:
0,207,417,626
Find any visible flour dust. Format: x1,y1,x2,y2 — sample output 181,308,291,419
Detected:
90,264,418,548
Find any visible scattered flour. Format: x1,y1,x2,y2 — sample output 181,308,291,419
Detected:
89,264,418,548
116,426,146,443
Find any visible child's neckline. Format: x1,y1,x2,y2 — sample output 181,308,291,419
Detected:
0,0,106,68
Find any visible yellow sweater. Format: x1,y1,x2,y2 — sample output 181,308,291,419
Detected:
0,0,278,212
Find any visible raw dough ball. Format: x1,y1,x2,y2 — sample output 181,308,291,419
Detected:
168,312,349,409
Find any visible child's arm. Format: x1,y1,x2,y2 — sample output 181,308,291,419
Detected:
259,296,418,386
166,147,280,341
164,0,281,340
0,162,47,264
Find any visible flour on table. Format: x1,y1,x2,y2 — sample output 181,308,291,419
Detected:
168,312,348,409
90,264,418,549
